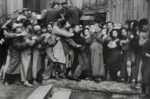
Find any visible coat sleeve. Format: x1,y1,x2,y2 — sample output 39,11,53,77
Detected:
64,38,80,47
12,37,28,50
52,26,74,37
96,33,104,43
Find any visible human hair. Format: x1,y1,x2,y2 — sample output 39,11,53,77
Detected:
139,18,149,31
82,28,89,36
23,20,32,28
110,29,119,39
106,21,114,25
56,19,67,28
119,28,128,38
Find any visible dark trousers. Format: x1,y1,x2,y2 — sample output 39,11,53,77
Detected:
132,54,141,80
36,54,46,83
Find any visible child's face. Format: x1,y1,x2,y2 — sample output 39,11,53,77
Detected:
121,29,127,37
112,31,118,38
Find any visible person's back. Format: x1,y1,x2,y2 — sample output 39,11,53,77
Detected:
64,6,82,25
45,8,61,24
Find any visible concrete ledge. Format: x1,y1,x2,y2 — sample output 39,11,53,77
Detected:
43,79,141,95
27,85,53,99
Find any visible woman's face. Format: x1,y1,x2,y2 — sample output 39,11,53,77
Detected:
112,31,118,38
121,29,127,37
142,25,149,32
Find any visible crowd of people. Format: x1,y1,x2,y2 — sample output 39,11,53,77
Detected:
0,1,150,97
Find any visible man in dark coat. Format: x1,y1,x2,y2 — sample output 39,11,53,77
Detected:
44,1,61,24
62,2,83,26
0,28,8,70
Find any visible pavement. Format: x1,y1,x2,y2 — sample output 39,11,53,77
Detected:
0,79,149,99
0,80,37,99
43,79,141,95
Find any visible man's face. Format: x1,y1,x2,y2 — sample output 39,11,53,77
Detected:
65,21,71,28
27,25,32,30
54,4,59,9
67,3,71,7
16,26,22,33
24,10,28,16
121,29,127,37
112,31,118,38
90,25,96,33
107,23,113,30
74,25,80,33
47,24,52,32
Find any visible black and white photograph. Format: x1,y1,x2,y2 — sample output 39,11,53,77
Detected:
0,0,150,99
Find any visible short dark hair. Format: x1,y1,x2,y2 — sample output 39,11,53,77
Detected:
23,20,32,28
139,18,149,27
56,19,67,28
110,29,119,39
107,21,114,25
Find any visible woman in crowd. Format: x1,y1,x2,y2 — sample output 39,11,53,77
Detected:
139,18,150,96
119,28,130,82
107,29,121,81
